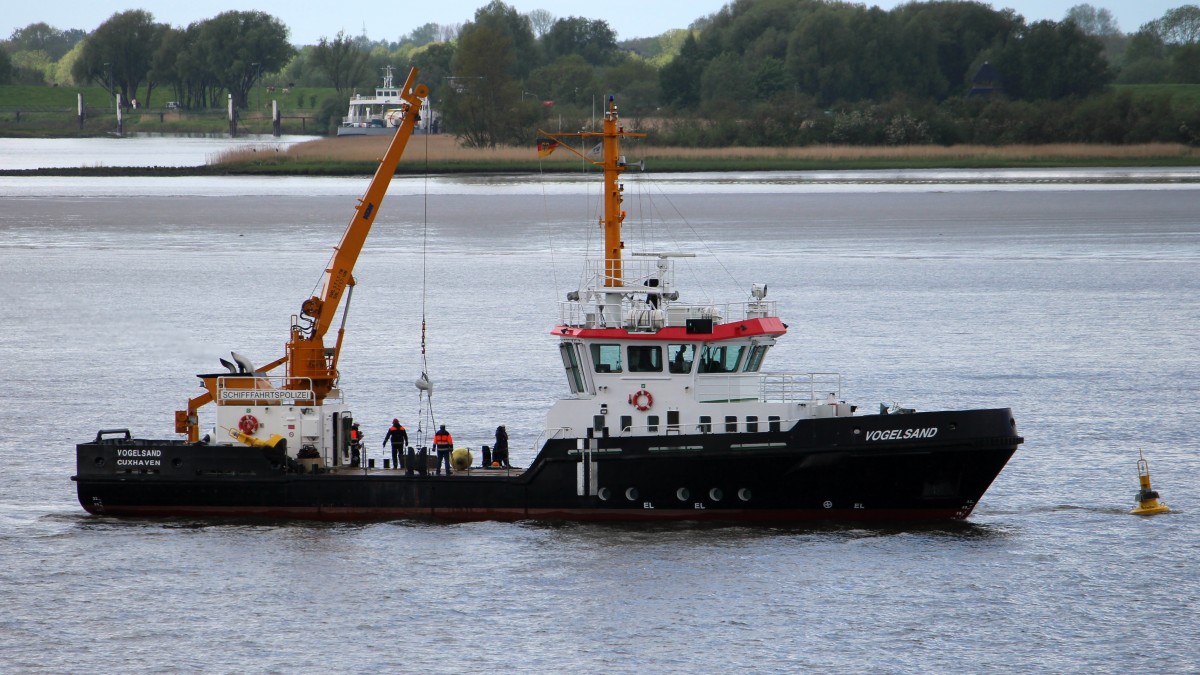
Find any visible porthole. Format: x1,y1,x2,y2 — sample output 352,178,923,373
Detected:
93,457,106,467
172,458,183,468
738,488,752,502
676,487,690,501
709,488,723,502
598,487,611,501
625,487,639,501
853,427,861,435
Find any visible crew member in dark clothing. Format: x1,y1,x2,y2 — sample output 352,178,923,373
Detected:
493,425,510,469
644,277,660,309
433,424,453,476
382,419,408,469
349,423,363,467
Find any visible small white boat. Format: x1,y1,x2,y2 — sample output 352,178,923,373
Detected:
336,65,434,136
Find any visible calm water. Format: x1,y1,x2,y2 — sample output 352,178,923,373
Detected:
0,134,307,170
2,160,1199,671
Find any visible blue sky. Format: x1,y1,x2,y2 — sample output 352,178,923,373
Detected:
2,0,1184,45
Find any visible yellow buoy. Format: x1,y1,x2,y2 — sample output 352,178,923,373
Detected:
227,427,286,449
1130,450,1169,515
450,447,474,471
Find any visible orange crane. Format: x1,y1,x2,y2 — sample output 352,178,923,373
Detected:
175,67,429,442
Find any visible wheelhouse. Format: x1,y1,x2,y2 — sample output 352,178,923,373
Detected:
547,255,849,441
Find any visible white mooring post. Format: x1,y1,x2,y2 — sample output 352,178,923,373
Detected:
228,94,236,137
77,93,84,130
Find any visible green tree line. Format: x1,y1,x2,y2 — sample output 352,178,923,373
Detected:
3,1,1200,145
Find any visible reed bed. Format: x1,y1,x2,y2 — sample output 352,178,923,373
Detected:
636,142,1200,161
211,134,552,166
209,134,1200,172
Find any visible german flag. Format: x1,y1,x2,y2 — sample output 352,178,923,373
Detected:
536,138,559,158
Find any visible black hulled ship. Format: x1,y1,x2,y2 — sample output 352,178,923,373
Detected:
74,70,1022,522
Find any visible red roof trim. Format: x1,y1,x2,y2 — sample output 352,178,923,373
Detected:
552,317,787,341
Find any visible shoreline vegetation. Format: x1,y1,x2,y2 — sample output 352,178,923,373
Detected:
4,134,1200,177
244,135,1200,172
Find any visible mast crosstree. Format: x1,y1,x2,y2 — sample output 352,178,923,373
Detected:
540,96,645,289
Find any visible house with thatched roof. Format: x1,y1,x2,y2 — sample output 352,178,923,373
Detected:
968,62,1004,98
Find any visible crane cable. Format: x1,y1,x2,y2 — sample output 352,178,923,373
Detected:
416,124,436,449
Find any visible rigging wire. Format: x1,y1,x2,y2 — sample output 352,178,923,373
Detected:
582,138,600,289
644,178,744,304
538,142,562,303
415,123,437,450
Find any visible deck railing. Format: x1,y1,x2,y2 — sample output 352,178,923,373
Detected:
694,371,840,403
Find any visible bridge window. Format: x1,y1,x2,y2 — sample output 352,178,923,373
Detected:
627,345,662,372
559,344,585,393
590,344,623,373
700,345,745,373
668,344,695,373
744,345,770,372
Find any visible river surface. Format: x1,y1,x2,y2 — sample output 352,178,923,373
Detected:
2,150,1199,671
0,134,308,170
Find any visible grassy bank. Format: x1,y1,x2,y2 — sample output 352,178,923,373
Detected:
206,135,1200,174
0,108,321,138
0,84,333,138
7,81,1200,171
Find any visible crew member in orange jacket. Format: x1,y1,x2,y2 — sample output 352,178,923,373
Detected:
433,424,453,476
349,423,363,467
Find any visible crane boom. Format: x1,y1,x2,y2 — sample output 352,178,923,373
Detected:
288,67,429,401
175,67,428,442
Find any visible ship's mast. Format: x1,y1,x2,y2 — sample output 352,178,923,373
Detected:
599,97,625,287
541,96,644,288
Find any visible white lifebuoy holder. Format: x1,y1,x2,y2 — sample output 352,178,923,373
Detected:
239,414,259,435
629,389,653,411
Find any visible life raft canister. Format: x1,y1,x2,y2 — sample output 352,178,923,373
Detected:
239,414,259,435
629,389,653,411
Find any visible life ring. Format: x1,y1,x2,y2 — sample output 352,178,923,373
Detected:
629,389,653,411
238,414,259,435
